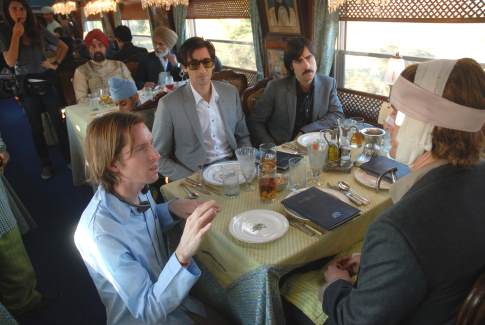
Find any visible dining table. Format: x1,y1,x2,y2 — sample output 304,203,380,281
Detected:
161,143,393,325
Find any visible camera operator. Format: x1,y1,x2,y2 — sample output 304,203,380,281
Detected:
1,0,70,180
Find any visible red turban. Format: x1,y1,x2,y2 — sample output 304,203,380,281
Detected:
84,29,109,49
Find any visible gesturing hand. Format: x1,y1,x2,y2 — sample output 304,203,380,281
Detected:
12,19,24,39
169,199,220,220
175,200,218,265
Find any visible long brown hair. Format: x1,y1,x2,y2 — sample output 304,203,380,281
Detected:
3,0,41,47
400,58,485,166
85,112,144,193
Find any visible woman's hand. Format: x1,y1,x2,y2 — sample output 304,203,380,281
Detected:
41,60,58,70
12,19,24,39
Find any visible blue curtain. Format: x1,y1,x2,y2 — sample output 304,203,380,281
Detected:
173,5,188,50
314,0,339,76
249,0,265,80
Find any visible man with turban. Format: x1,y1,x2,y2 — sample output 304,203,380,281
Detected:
320,58,485,324
108,77,154,130
73,29,133,103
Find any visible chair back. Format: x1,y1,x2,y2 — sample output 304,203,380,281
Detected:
59,59,87,106
212,69,248,96
241,78,272,116
337,88,388,126
457,272,485,325
125,61,139,80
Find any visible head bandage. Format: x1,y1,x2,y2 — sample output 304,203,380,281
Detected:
386,59,485,165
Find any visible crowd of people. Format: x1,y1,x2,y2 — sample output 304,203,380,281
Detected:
0,0,484,324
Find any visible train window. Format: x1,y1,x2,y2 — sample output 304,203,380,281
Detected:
84,20,103,37
121,20,153,52
186,18,256,71
337,21,485,96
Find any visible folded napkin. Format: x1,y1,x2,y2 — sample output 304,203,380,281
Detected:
360,156,410,182
281,187,360,230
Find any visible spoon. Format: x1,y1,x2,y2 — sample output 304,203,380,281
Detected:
337,181,369,205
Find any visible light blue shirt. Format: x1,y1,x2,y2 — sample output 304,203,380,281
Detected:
74,186,205,324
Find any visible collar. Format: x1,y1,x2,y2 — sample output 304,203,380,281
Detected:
89,59,110,67
98,185,146,222
390,159,448,203
189,81,219,105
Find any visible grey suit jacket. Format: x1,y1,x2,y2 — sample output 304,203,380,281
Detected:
152,81,251,181
247,74,344,146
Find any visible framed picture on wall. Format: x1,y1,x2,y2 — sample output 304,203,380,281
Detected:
262,0,301,35
266,48,288,79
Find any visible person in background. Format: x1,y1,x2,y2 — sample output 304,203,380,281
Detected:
0,0,69,179
40,6,61,34
134,26,182,90
0,133,43,317
75,112,228,324
53,27,73,64
152,37,251,181
73,29,133,103
108,77,155,129
112,25,148,63
248,37,343,146
322,58,485,324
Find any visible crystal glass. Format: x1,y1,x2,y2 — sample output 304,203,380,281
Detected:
288,157,307,192
307,140,327,186
223,166,240,197
235,147,257,191
158,72,169,86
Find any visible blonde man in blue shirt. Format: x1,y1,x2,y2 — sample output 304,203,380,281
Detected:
74,112,223,324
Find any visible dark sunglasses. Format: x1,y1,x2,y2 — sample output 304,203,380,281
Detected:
187,58,214,70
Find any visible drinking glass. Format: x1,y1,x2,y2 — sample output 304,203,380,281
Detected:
288,157,307,192
165,75,175,91
258,166,277,202
223,166,240,197
307,140,327,186
235,147,257,191
350,117,364,148
158,72,169,86
259,143,277,169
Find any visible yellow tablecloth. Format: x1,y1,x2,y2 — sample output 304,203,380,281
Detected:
161,157,392,324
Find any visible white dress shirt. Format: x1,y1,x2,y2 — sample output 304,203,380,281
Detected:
190,82,232,163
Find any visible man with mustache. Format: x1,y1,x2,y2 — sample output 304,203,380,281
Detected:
248,38,344,146
73,29,133,103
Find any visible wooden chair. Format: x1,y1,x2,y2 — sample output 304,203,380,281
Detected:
125,61,139,81
337,88,388,126
457,272,485,325
212,69,248,96
241,77,272,116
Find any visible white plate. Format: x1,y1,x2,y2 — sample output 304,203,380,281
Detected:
229,209,289,244
296,132,322,148
353,168,392,190
202,161,245,186
282,187,351,221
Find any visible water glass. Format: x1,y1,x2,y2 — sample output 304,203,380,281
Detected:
288,157,307,192
307,140,327,186
158,72,170,86
223,167,240,197
235,147,257,191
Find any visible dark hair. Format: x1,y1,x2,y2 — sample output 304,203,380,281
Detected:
3,0,41,46
284,38,316,75
177,37,216,66
400,58,485,167
114,25,132,43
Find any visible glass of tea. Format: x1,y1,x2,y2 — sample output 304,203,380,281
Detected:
258,166,277,202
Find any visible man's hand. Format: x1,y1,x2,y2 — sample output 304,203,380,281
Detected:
175,200,218,265
324,256,355,285
169,199,220,220
0,151,10,168
143,82,156,89
337,253,361,277
166,53,177,66
12,19,24,39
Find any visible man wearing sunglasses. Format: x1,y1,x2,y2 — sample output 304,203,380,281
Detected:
152,37,251,181
248,38,344,146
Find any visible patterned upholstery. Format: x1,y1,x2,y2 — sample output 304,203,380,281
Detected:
337,88,388,126
241,78,272,116
212,69,248,96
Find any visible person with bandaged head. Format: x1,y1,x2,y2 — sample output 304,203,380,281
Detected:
108,77,155,130
322,58,485,325
73,29,133,103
